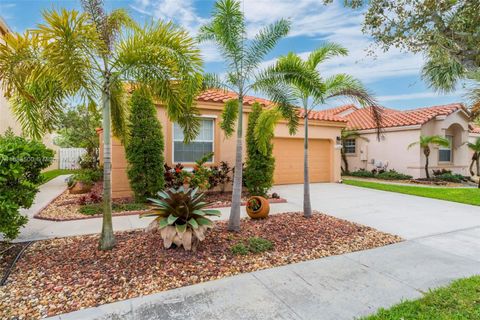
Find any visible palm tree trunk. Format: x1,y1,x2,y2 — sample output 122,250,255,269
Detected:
341,148,349,174
228,95,243,231
303,114,312,218
469,156,476,176
424,150,430,179
99,78,115,250
476,153,480,176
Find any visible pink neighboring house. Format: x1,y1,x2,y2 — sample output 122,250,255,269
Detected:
318,103,480,178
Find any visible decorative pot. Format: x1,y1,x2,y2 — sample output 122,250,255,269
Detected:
246,196,270,219
69,181,92,194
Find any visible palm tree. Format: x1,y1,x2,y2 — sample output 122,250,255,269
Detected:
341,129,369,174
255,45,379,218
408,135,450,179
466,138,480,188
0,0,203,249
199,0,323,230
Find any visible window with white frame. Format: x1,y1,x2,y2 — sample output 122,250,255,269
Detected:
343,139,356,154
438,135,453,162
173,119,214,163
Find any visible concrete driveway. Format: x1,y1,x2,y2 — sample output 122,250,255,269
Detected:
271,183,480,239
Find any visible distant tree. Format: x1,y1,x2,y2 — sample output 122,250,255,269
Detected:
125,90,165,202
55,102,101,167
408,135,450,179
361,1,479,115
244,103,274,197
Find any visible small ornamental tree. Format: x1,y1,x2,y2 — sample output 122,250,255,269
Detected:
125,90,165,202
0,129,53,240
244,103,274,197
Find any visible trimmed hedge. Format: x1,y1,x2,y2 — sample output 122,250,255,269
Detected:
125,90,165,202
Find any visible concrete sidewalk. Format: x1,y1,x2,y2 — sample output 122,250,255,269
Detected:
47,226,480,320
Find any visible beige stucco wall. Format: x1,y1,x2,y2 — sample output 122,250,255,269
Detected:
100,101,344,198
346,110,472,178
346,127,423,177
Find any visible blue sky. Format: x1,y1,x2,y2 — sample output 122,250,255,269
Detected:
0,0,467,110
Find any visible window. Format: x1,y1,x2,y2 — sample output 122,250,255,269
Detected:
343,139,356,154
438,135,453,162
173,119,214,163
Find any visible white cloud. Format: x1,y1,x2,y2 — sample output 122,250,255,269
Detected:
131,0,207,34
377,91,466,103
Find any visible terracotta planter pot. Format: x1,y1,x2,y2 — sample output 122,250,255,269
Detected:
246,196,270,219
69,181,92,194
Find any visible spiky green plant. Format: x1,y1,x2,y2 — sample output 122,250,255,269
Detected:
408,135,450,179
199,0,324,231
142,187,221,251
0,0,203,250
255,44,379,218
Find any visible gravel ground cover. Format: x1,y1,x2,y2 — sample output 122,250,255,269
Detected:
0,211,402,319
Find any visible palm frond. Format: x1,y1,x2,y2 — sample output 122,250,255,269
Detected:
202,72,231,91
244,18,291,72
116,19,203,138
109,76,128,141
220,99,239,138
422,50,465,93
306,43,348,69
323,73,382,138
198,0,245,71
254,108,283,155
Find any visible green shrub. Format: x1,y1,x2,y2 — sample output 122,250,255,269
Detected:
80,202,148,215
377,170,412,180
248,237,273,253
0,130,53,240
436,173,464,183
125,90,165,202
73,168,102,185
230,237,274,255
244,103,274,196
230,242,249,255
349,169,375,178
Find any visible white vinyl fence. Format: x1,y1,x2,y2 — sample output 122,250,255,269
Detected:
59,148,87,169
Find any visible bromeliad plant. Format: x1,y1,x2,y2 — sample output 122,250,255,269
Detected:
142,187,221,251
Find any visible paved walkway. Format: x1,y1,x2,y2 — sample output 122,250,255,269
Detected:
48,226,480,320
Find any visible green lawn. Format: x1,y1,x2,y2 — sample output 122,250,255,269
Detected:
344,179,480,206
361,276,480,320
40,169,79,184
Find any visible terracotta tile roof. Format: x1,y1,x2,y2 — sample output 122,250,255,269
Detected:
197,89,347,123
320,103,465,130
470,124,480,134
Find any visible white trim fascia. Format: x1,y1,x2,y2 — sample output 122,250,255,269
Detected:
357,124,421,134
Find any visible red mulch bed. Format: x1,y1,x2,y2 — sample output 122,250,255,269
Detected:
0,211,402,319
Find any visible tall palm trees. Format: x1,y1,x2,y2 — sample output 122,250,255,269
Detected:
199,0,323,231
408,135,450,179
0,0,203,249
256,45,379,218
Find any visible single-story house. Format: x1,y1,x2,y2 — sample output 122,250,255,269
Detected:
99,89,347,199
318,103,479,178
